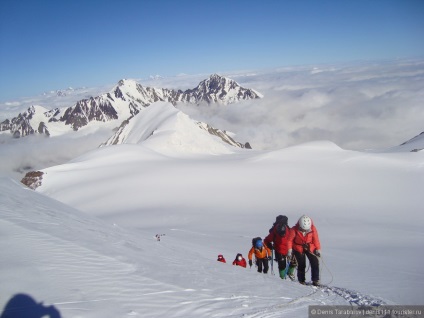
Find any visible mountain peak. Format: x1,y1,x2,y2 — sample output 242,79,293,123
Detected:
208,73,227,80
204,73,232,84
204,74,235,88
1,75,262,137
185,74,262,105
101,102,250,154
117,79,139,87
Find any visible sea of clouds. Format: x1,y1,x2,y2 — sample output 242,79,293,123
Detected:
176,59,424,151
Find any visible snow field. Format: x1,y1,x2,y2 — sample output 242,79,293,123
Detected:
1,178,350,318
1,142,416,317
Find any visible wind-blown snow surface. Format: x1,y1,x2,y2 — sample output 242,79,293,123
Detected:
2,139,422,317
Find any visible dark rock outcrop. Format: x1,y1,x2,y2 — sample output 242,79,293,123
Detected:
21,171,44,190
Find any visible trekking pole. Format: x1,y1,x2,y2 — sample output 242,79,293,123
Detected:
283,259,290,279
271,249,274,275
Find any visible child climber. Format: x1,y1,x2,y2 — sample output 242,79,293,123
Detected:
248,237,272,274
232,253,247,268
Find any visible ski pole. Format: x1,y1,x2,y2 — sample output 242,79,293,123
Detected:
283,259,291,279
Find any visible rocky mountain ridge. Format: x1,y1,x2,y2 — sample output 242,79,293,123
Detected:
1,74,262,137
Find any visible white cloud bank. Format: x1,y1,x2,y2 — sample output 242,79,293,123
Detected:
0,129,113,180
176,59,424,151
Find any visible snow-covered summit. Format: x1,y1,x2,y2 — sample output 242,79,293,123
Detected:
113,79,172,112
101,102,250,155
178,74,263,104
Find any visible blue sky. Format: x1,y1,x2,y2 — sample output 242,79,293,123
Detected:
0,0,423,101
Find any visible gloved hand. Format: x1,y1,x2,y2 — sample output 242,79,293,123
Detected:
249,260,253,267
314,250,321,257
266,242,274,250
287,249,292,259
268,256,272,261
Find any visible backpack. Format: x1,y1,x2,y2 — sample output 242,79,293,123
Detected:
269,215,289,236
252,237,262,248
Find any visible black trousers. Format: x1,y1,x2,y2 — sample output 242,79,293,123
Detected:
275,252,287,271
293,250,320,282
256,258,269,273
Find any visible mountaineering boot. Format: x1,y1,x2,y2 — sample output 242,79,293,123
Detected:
312,281,320,287
287,266,295,281
299,281,305,285
279,269,286,279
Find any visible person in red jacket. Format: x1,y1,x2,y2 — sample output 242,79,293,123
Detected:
264,215,296,279
217,254,226,263
232,253,247,268
288,215,321,286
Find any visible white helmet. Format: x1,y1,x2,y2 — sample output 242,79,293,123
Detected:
298,215,312,231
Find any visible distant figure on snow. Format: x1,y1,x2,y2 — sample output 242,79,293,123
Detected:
217,254,226,263
288,215,321,286
248,237,272,274
155,234,165,241
232,253,247,268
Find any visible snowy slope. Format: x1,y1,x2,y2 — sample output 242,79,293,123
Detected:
1,177,352,318
1,137,423,317
30,140,424,311
101,102,247,155
385,131,424,152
